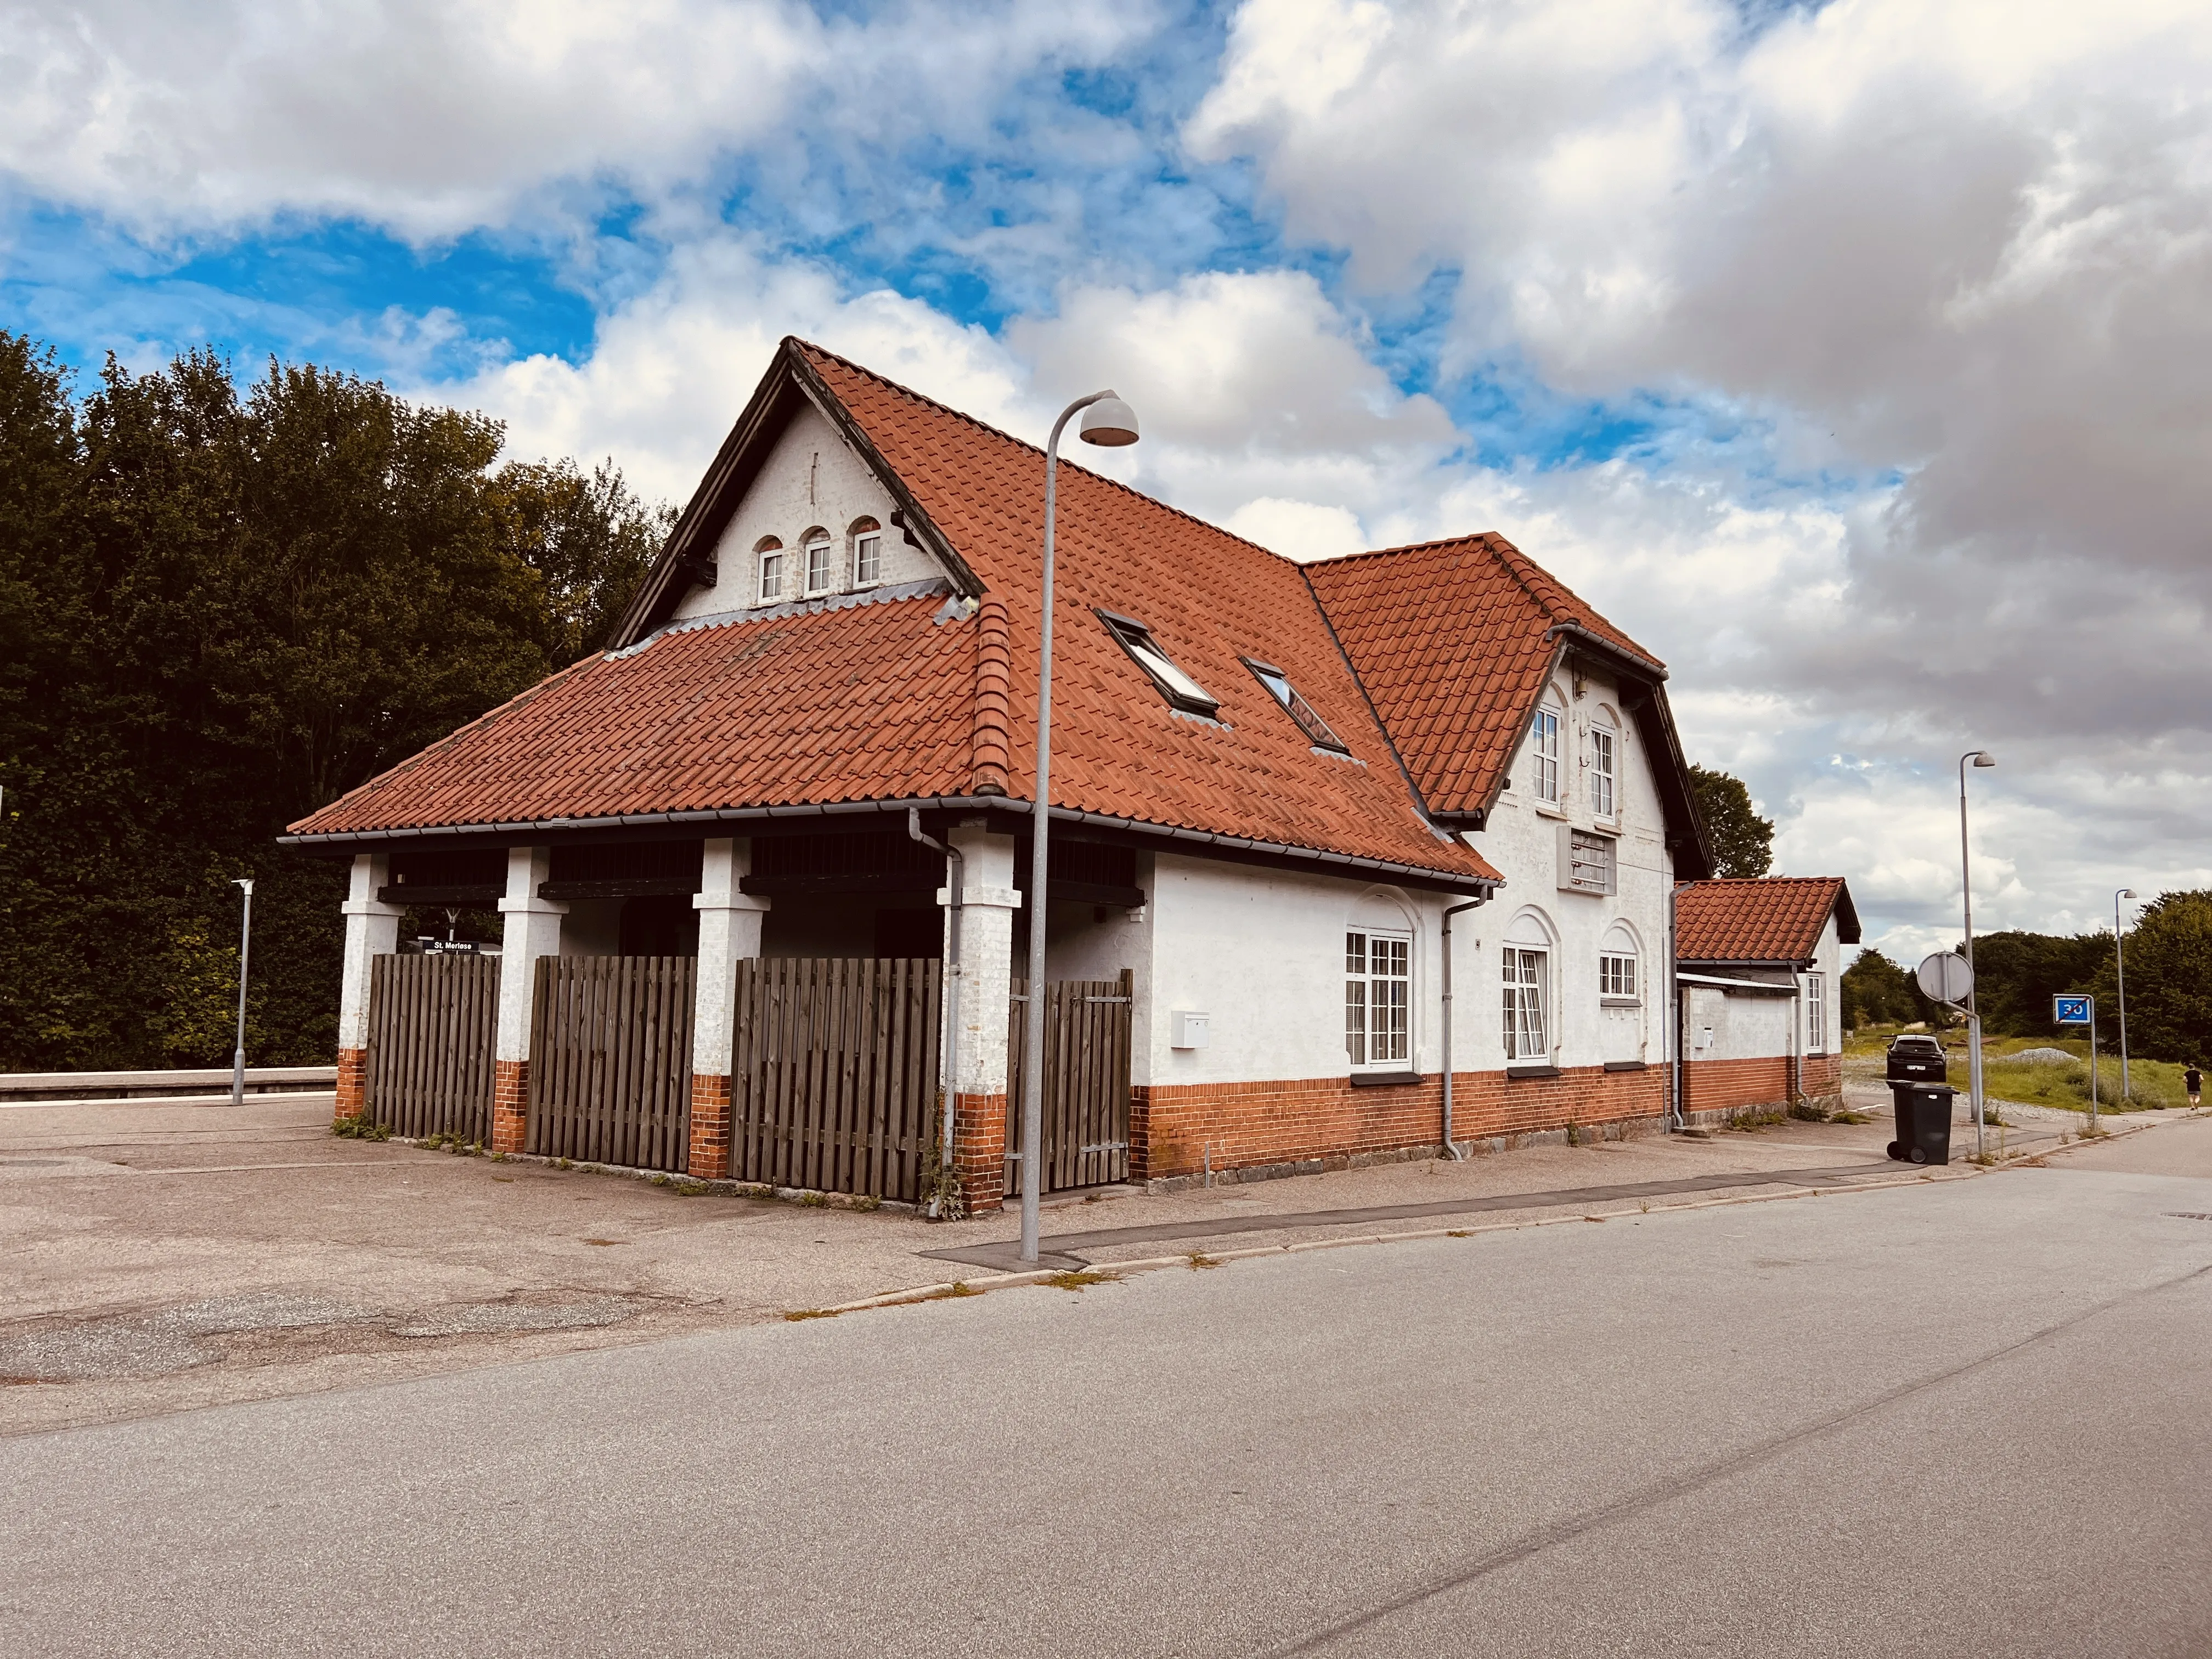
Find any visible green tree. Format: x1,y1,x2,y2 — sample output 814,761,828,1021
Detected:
1968,929,2107,1036
1841,948,1922,1028
490,458,670,665
0,334,668,1070
2096,891,2212,1063
1687,764,1774,879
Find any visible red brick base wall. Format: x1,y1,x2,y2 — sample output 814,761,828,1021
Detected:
492,1059,529,1154
335,1047,368,1122
954,1091,1007,1214
1131,1065,1669,1182
1681,1053,1845,1120
687,1074,732,1178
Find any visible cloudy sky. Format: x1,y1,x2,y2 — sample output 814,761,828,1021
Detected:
6,0,2209,962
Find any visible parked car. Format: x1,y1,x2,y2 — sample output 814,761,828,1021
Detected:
1886,1033,1950,1085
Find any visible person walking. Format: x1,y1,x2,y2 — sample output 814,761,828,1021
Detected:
2188,1064,2204,1109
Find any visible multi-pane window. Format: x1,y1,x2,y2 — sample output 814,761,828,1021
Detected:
853,528,882,585
1807,973,1826,1053
1600,953,1637,1000
1590,726,1616,817
804,533,833,596
757,539,785,602
1346,931,1410,1068
1503,949,1548,1060
1530,707,1561,802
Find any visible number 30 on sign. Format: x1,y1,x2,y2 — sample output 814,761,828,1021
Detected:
2053,995,2092,1025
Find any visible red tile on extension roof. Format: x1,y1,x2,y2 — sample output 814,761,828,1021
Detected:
1675,878,1853,964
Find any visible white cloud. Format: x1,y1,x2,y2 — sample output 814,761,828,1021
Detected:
0,0,1153,240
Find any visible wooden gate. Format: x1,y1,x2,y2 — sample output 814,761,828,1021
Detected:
1006,970,1133,1195
729,957,941,1202
527,956,697,1172
364,953,499,1142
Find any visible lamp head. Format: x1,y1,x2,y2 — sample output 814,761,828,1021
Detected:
233,877,254,896
1970,751,1996,768
1078,393,1139,448
2120,888,2137,901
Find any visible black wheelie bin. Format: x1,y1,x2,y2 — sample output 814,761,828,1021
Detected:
1887,1084,1955,1165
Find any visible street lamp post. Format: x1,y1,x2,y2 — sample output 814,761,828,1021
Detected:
1958,751,1995,1159
230,877,255,1107
1018,390,1139,1266
2115,887,2137,1102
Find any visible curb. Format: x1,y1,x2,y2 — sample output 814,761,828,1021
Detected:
787,1113,2191,1320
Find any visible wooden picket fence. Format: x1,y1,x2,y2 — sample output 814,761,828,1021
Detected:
364,953,499,1143
1006,970,1134,1195
729,957,941,1202
527,956,697,1172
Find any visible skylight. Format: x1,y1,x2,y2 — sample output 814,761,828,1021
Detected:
1097,611,1217,716
1243,658,1348,752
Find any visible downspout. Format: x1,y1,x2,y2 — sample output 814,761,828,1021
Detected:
1667,881,1689,1132
908,809,963,1216
1790,968,1804,1114
1441,899,1486,1161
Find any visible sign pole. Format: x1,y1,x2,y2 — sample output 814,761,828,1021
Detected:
2089,999,2099,1133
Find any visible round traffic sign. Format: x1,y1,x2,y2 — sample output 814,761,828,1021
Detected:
1917,951,1974,1004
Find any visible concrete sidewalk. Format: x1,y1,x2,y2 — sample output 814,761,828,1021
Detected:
0,1090,2176,1437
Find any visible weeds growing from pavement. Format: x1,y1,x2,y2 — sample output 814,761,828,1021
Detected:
1045,1271,1117,1291
1185,1251,1223,1269
331,1117,391,1141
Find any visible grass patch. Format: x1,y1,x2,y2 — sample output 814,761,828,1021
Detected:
1044,1269,1118,1291
673,1179,710,1197
853,1195,882,1212
1788,1101,1830,1122
922,1281,981,1300
783,1308,840,1322
1447,1229,1472,1238
1832,1110,1874,1125
331,1116,391,1141
799,1191,828,1208
1185,1251,1223,1270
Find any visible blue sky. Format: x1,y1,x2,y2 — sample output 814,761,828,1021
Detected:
5,0,2209,956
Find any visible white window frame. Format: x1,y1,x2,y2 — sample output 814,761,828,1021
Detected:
1346,929,1412,1070
1530,706,1561,804
1503,947,1549,1062
757,540,785,603
1599,951,1638,1003
1807,973,1826,1053
803,532,834,597
1590,724,1616,820
852,524,883,587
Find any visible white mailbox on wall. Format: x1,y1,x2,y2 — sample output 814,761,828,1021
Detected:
1171,1010,1210,1050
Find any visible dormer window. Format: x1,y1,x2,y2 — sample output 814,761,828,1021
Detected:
802,528,833,597
756,537,785,603
1242,658,1347,752
1097,610,1217,716
851,517,882,587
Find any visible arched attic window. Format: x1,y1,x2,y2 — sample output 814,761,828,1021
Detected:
850,517,883,587
755,537,785,603
801,527,833,597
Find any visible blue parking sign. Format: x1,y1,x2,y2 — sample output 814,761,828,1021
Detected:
2053,995,2092,1025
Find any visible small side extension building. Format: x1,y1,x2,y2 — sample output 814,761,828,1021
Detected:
285,338,1713,1211
1674,877,1860,1120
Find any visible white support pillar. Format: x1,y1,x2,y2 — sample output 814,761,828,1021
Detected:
944,823,1019,1211
687,837,770,1177
492,846,565,1152
334,852,402,1119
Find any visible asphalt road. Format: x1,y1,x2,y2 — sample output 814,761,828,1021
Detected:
7,1125,2212,1657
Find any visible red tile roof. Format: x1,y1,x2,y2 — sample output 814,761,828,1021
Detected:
290,339,1500,889
1675,878,1859,964
1304,533,1661,819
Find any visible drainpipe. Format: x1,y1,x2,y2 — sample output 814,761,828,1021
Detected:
907,809,963,1215
1789,968,1804,1114
1667,881,1689,1132
1441,899,1486,1161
